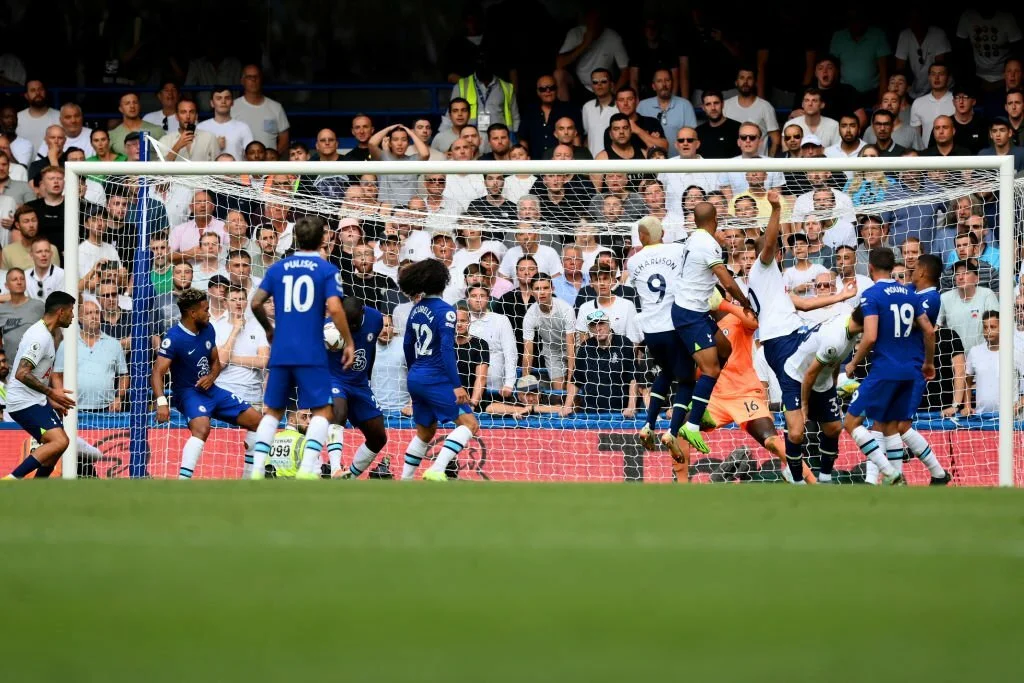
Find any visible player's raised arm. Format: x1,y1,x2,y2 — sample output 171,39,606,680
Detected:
152,354,172,423
710,263,751,311
326,295,355,369
758,190,783,265
791,279,858,311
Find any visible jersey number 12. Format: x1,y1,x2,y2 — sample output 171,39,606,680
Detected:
412,323,433,356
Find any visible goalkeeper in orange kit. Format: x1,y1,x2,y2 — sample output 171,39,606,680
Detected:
675,290,816,484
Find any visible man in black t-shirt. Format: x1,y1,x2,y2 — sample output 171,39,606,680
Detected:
453,306,490,410
921,326,967,415
25,166,65,253
565,309,637,416
339,243,400,315
696,90,742,159
602,87,666,154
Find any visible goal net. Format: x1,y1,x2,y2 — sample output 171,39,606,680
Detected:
51,150,1020,485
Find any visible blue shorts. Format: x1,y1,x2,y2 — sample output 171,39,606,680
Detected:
762,329,814,412
807,387,843,423
10,403,64,441
644,330,694,381
408,377,471,427
847,376,919,423
264,365,333,410
671,305,717,355
331,380,383,425
176,386,251,424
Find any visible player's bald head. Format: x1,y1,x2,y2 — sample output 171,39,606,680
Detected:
694,201,717,230
636,216,663,245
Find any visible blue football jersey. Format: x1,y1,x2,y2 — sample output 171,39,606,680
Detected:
916,286,941,326
404,296,460,389
258,251,344,367
860,279,926,380
328,306,383,387
158,323,217,393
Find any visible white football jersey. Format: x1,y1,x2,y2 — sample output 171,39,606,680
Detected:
746,257,804,342
784,315,858,392
670,229,722,313
6,320,56,412
627,242,687,334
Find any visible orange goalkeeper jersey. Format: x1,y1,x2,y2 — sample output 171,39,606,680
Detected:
712,312,765,400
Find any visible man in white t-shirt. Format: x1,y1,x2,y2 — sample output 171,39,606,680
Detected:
35,104,93,158
723,67,780,156
575,264,642,344
555,8,629,102
143,80,181,135
965,310,1024,415
910,63,954,146
16,80,59,151
957,9,1023,84
231,64,290,156
717,123,785,194
197,87,254,161
786,88,840,148
782,233,828,296
213,286,270,406
498,226,562,284
78,209,122,287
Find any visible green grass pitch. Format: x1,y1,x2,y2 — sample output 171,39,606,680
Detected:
1,482,1022,682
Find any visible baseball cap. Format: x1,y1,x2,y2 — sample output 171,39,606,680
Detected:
786,231,808,246
586,309,610,326
207,274,231,289
800,134,823,147
990,115,1011,128
515,374,540,392
338,217,361,229
432,230,456,242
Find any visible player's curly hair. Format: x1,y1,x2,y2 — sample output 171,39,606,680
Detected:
176,288,208,315
398,258,450,298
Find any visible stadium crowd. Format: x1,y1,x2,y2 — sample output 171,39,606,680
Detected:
0,5,1023,431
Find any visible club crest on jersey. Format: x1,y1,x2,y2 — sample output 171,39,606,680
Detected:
161,338,171,349
446,310,457,323
205,341,212,350
366,333,374,342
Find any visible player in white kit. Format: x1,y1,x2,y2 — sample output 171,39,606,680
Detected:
784,307,864,483
669,202,752,455
747,192,857,483
626,216,692,477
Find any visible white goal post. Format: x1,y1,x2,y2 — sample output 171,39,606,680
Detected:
61,155,1018,485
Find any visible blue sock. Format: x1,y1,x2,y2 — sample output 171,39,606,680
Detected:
785,437,804,482
11,456,42,479
685,374,717,427
646,374,671,429
669,384,693,434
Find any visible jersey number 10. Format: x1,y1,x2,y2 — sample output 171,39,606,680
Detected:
281,274,315,313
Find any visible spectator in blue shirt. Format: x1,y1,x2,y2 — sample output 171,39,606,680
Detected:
637,68,697,157
978,117,1024,171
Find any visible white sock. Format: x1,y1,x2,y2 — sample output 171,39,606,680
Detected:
76,437,102,463
865,461,879,485
350,444,378,476
252,415,280,478
851,425,893,477
242,431,257,479
298,416,329,476
402,436,430,480
902,428,945,477
885,434,904,474
817,472,832,483
428,425,473,474
328,424,344,474
179,436,205,479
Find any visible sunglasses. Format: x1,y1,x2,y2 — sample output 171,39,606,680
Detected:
814,282,833,289
738,134,760,141
783,134,802,140
426,177,446,183
537,85,556,92
676,137,696,143
591,79,609,85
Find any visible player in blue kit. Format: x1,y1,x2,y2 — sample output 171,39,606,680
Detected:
152,289,265,479
249,216,356,480
325,297,389,479
397,258,479,481
844,248,937,485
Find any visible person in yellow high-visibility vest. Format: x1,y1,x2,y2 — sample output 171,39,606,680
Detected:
441,57,520,155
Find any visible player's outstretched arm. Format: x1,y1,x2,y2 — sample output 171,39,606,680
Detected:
326,296,356,369
151,355,172,423
718,300,759,330
845,314,878,378
250,288,273,341
711,263,752,311
791,280,858,311
758,190,783,265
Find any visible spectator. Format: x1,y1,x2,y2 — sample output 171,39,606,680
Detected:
368,124,430,207
96,279,131,350
637,68,697,157
0,151,35,206
498,223,562,283
2,207,55,271
443,139,486,212
24,167,65,252
340,243,400,314
154,100,220,162
169,190,228,263
223,210,252,257
718,123,786,195
955,9,1023,89
782,233,829,295
828,10,891,106
541,119,591,160
924,115,973,157
555,8,629,102
940,233,999,292
824,113,867,174
864,91,923,151
485,372,563,418
143,80,181,135
52,300,128,413
247,225,278,279
466,284,518,396
862,108,909,157
834,244,874,297
0,111,29,169
966,310,1024,416
982,58,1024,123
444,55,518,152
594,113,643,172
373,231,401,281
844,145,893,206
78,208,123,290
551,244,587,307
27,125,66,186
451,216,506,274
213,286,270,409
522,274,576,390
493,254,538,357
466,175,517,232
16,80,59,151
450,305,490,411
86,129,125,164
791,55,867,130
581,68,618,159
951,86,989,154
408,118,446,161
478,123,512,161
854,215,901,276
787,88,840,148
197,87,254,161
343,115,376,162
894,10,952,99
978,117,1024,171
431,100,468,155
724,66,780,156
152,262,193,333
575,263,642,344
190,232,225,291
369,314,409,412
108,92,165,156
562,309,638,417
149,232,173,295
601,87,666,155
40,104,94,158
0,268,43,354
232,64,290,157
938,259,1000,351
884,152,943,247
910,64,954,147
223,249,262,297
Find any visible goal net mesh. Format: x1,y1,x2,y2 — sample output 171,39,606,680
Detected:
55,158,1024,485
